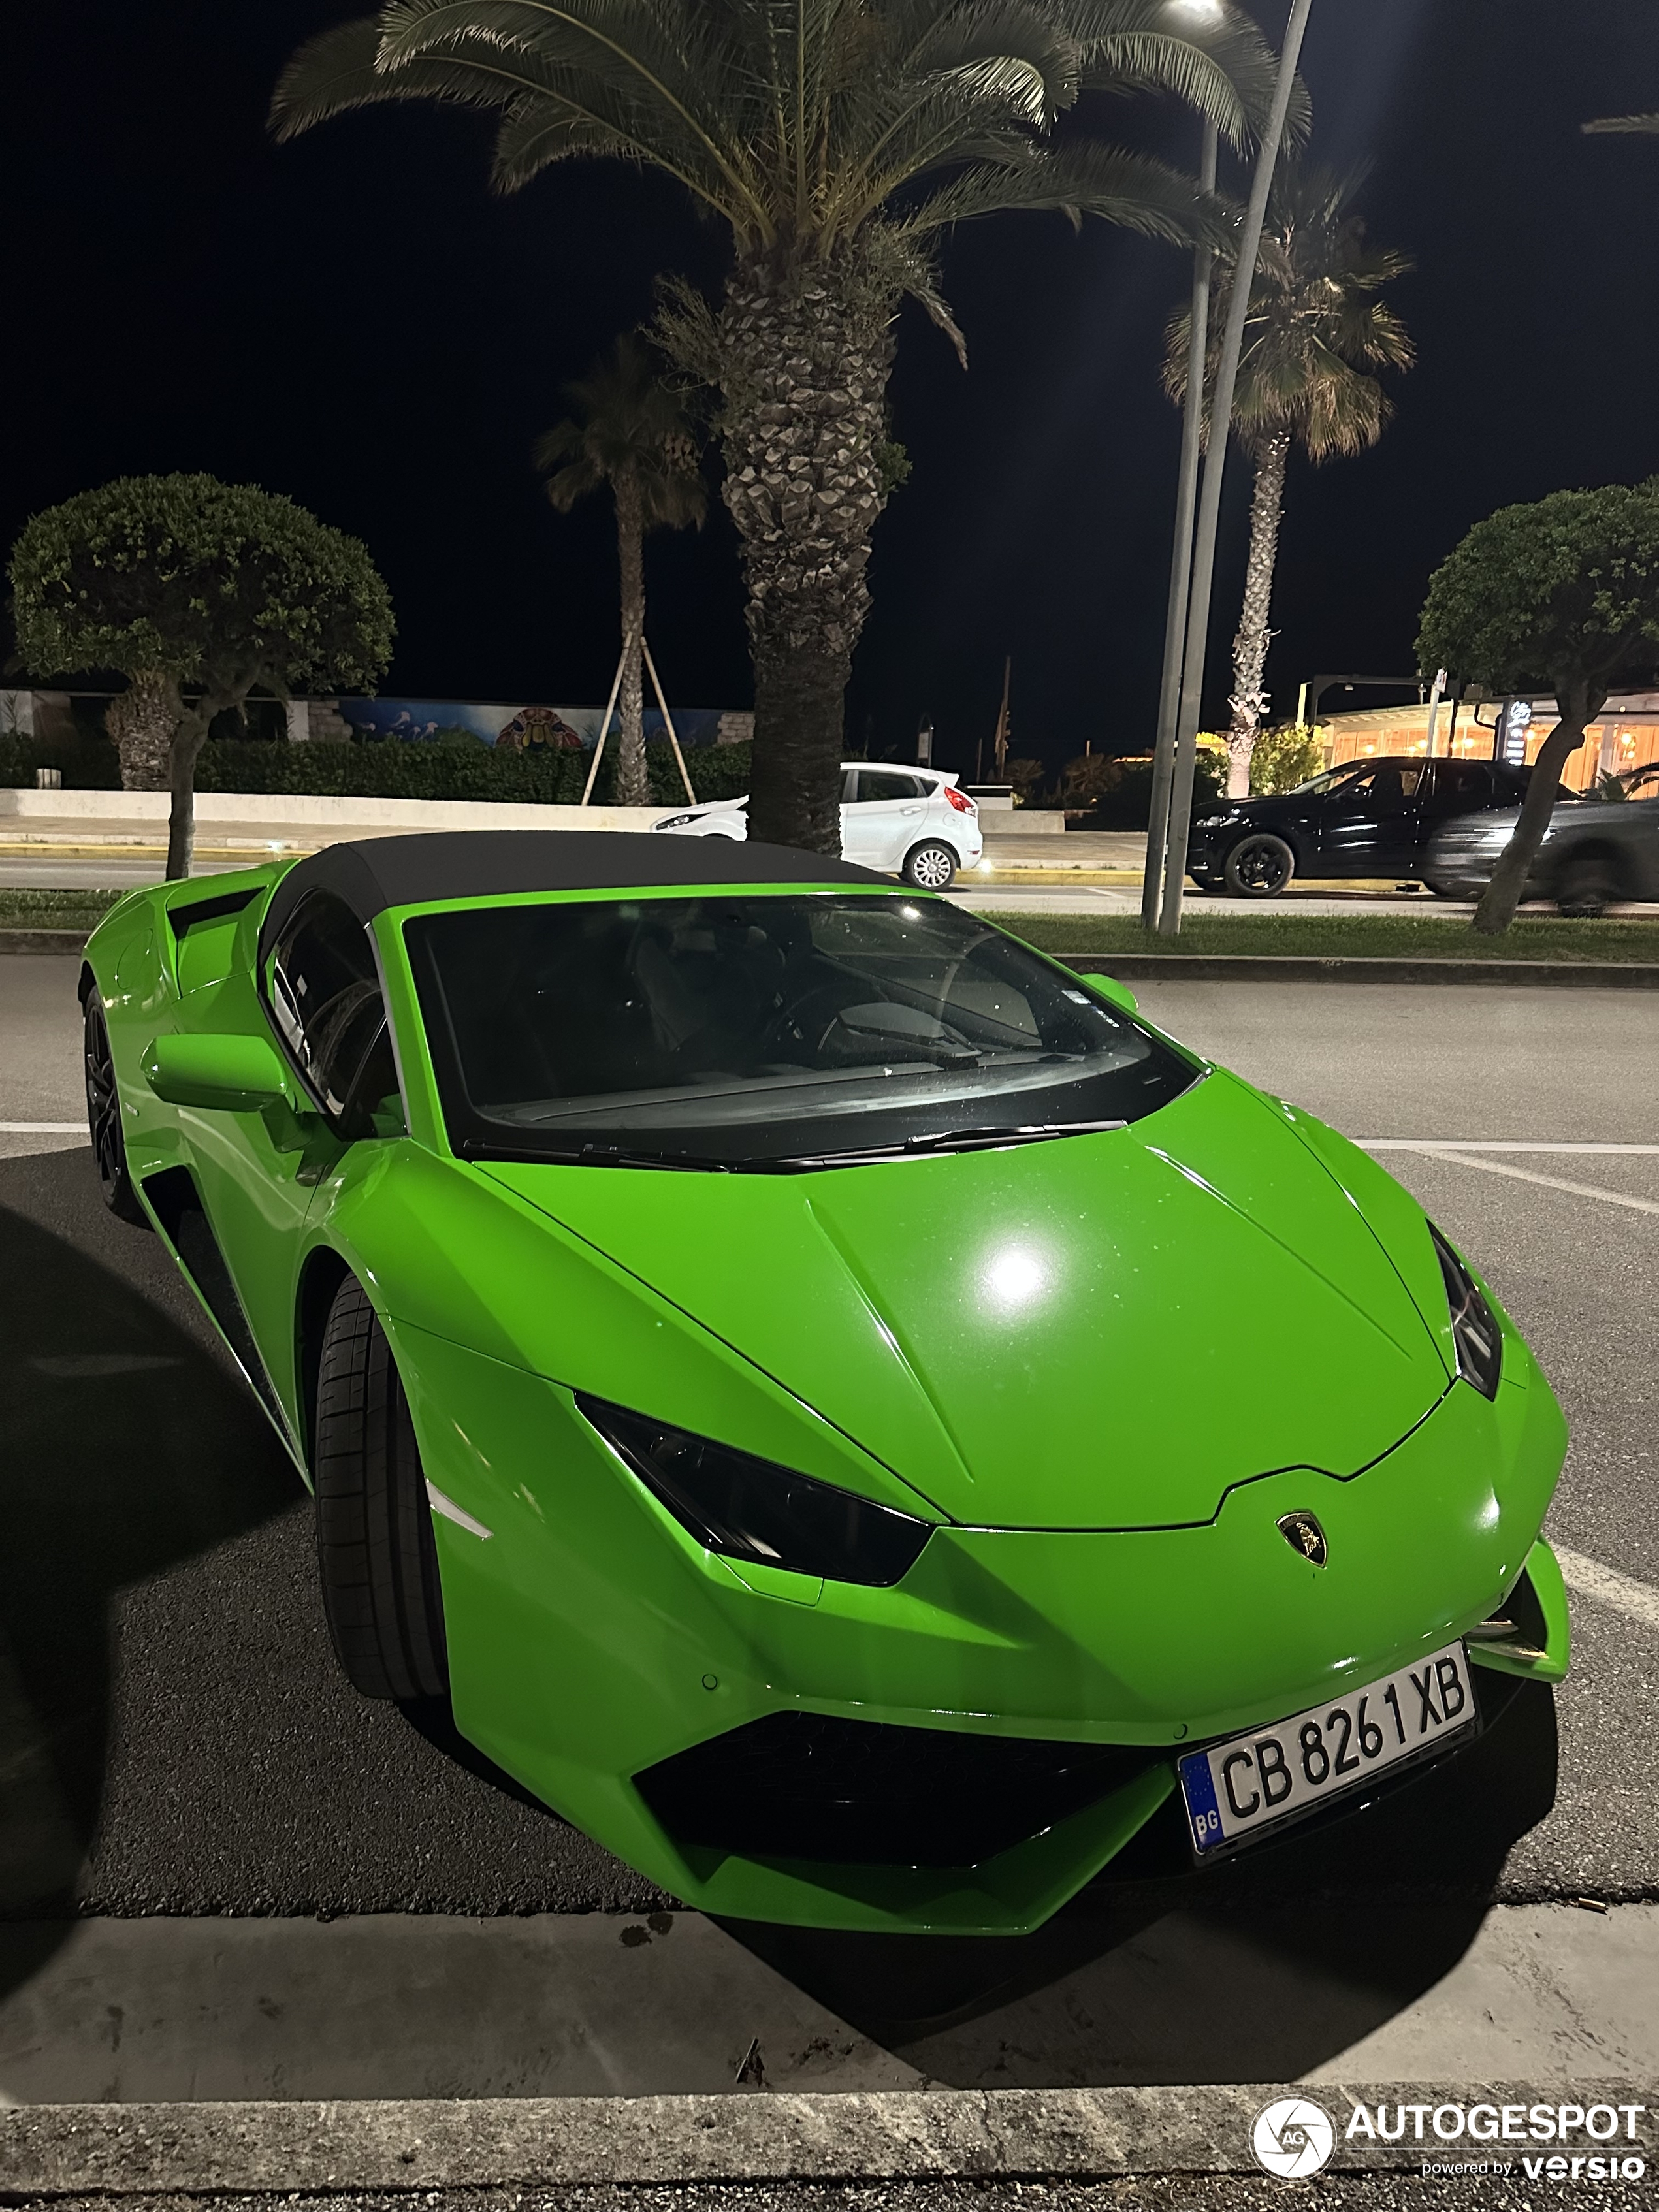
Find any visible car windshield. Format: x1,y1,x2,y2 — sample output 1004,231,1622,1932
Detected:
405,894,1199,1170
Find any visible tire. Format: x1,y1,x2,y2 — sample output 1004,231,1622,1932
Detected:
1555,851,1625,918
902,841,958,890
82,991,148,1226
313,1276,449,1701
1422,878,1463,900
1222,833,1296,898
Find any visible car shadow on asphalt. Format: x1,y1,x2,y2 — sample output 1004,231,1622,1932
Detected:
0,1151,300,1995
721,1680,1559,2085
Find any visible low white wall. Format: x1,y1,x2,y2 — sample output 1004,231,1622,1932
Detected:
0,783,1068,841
0,788,670,833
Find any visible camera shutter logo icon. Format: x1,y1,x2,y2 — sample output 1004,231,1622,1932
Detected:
1251,2096,1336,2179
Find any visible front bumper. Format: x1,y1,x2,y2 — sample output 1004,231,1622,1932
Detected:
402,1322,1568,1934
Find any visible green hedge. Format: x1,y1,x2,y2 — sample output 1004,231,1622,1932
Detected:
197,739,752,808
0,735,122,789
1,735,753,806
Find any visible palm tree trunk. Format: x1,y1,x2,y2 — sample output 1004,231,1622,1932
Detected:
715,257,895,854
613,477,649,809
107,669,181,792
1225,430,1291,799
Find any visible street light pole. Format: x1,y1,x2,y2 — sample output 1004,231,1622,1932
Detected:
1158,0,1315,935
1141,120,1219,931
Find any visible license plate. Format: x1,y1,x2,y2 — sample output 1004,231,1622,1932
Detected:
1178,1641,1479,1857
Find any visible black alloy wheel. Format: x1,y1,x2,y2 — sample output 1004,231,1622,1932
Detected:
313,1275,449,1702
1555,851,1625,918
1223,833,1296,899
82,991,148,1226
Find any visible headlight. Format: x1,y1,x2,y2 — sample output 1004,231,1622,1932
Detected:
653,813,698,831
1194,812,1240,831
1428,1225,1501,1398
577,1396,934,1586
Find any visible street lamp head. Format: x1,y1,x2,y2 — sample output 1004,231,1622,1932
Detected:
1168,0,1226,21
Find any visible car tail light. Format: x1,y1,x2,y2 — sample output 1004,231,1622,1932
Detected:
943,784,976,814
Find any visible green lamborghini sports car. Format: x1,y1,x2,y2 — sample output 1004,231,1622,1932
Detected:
80,831,1570,1933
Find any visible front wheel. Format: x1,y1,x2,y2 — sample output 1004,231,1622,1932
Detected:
313,1276,449,1702
902,841,958,891
82,991,148,1226
1223,833,1296,898
1422,878,1464,900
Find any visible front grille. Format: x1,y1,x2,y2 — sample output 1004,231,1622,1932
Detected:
635,1710,1162,1869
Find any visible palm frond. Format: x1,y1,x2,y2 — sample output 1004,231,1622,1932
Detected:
374,0,777,232
534,331,707,530
1165,157,1411,461
270,15,523,137
275,3,1274,285
899,138,1225,246
1069,1,1310,153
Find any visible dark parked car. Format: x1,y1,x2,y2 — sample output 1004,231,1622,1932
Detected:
1424,795,1659,913
1186,755,1536,897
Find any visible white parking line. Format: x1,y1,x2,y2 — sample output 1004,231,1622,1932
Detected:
1377,1148,1659,1217
0,1121,86,1135
1361,1142,1659,1155
1554,1547,1659,1633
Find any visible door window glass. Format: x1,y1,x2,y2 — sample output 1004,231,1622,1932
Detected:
268,892,404,1135
851,771,923,803
1331,764,1423,807
1428,761,1493,810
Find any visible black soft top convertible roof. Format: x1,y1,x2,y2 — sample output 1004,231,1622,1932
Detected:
258,829,888,957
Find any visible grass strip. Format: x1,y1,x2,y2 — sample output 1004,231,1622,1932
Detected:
986,910,1659,963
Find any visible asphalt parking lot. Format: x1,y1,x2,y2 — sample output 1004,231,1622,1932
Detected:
0,954,1654,2102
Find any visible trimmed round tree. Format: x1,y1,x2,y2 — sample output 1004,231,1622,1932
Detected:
10,474,394,877
1416,481,1659,933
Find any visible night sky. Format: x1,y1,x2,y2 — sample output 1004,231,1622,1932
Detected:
9,3,1659,776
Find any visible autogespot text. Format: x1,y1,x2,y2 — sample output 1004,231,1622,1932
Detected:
1344,2100,1647,2182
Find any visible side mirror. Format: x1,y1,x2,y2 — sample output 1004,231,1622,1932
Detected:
1089,973,1139,1018
143,1031,293,1112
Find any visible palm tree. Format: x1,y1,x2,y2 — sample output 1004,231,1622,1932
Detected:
271,1,1289,854
1165,162,1411,797
535,335,706,807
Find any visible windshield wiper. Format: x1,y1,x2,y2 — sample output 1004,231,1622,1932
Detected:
462,1138,732,1172
757,1119,1128,1170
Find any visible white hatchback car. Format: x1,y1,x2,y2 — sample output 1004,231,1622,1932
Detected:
652,762,982,888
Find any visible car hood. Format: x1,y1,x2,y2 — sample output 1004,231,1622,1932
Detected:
481,1070,1451,1531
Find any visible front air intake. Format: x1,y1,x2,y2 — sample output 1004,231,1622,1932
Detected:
636,1710,1161,1868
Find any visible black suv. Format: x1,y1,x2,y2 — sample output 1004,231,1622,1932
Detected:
1186,755,1534,897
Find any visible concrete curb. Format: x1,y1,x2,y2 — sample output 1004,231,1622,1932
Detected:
0,929,91,955
0,2084,1652,2193
1068,954,1659,987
